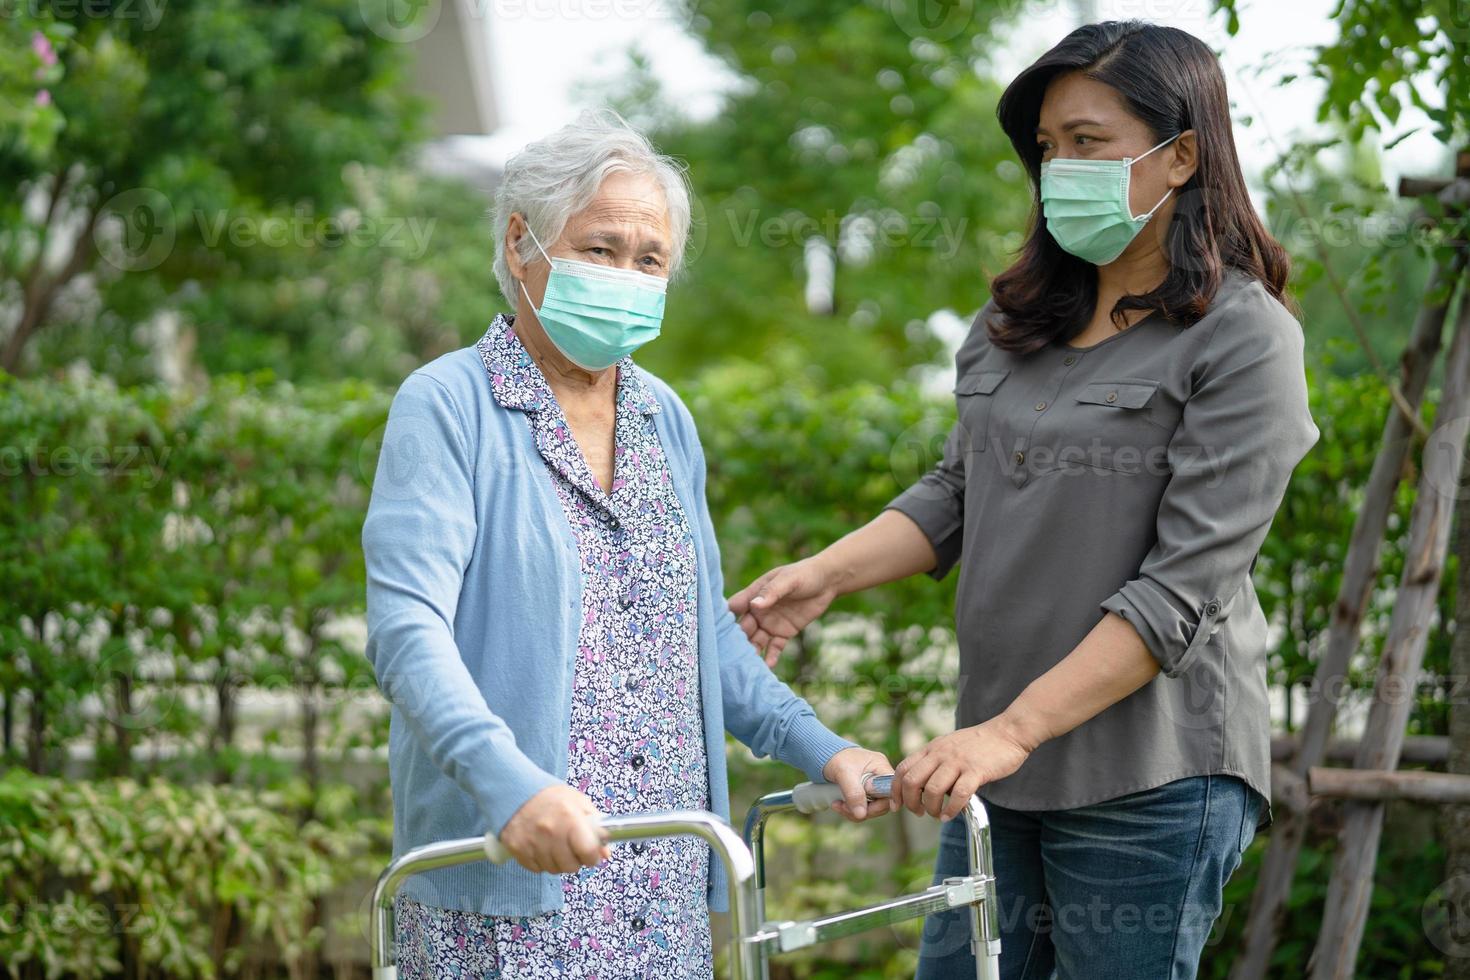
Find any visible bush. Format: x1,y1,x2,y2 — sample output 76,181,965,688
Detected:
0,769,387,979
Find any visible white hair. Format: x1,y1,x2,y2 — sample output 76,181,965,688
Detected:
491,108,693,304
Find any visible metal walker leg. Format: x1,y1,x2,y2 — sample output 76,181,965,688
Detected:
742,775,1002,980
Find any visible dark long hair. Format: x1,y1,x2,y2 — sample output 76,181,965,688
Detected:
987,20,1291,353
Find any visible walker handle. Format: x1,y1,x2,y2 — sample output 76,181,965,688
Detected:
791,773,895,814
482,831,513,864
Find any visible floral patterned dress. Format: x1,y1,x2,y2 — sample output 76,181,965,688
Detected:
393,315,714,980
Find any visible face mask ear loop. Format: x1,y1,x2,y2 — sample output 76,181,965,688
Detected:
522,221,554,265
518,278,542,321
1137,185,1174,223
1127,133,1180,221
1127,132,1180,167
516,219,554,320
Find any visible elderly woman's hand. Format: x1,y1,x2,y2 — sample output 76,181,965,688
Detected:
821,746,897,822
500,785,612,873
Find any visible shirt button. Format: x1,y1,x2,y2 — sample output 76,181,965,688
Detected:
1014,450,1025,464
632,916,646,931
1034,401,1046,411
1205,600,1221,616
1064,355,1077,365
631,754,646,769
1105,391,1118,403
631,842,647,854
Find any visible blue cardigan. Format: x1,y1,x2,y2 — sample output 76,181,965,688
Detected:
362,342,856,916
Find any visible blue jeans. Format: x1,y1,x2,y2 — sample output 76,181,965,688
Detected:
915,774,1262,980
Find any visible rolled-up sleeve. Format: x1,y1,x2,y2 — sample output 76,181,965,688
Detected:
1099,296,1320,678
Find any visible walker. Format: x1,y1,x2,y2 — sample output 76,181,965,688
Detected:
369,774,1002,979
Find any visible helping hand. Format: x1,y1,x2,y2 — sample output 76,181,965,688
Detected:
891,716,1036,821
728,556,840,667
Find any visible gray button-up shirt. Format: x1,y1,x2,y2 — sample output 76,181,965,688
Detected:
886,268,1319,823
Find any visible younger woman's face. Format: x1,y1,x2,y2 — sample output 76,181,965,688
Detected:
1036,71,1181,221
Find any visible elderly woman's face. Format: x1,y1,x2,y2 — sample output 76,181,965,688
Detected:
512,171,673,308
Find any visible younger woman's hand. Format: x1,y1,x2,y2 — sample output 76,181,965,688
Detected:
729,556,841,667
892,716,1037,821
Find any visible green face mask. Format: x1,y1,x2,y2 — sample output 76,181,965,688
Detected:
517,224,667,371
1038,133,1179,266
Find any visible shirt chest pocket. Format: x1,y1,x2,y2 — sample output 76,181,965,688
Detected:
954,368,1010,453
1068,378,1177,474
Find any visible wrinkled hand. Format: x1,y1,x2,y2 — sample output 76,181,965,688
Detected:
729,556,839,667
499,785,611,873
821,746,896,822
892,716,1035,821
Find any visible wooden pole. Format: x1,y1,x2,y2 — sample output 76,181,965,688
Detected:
1443,413,1470,980
1271,733,1448,765
1308,767,1470,804
1232,245,1466,980
1308,279,1470,980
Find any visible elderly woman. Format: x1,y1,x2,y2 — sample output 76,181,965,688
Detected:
361,109,892,979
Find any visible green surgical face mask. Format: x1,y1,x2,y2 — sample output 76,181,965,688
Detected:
1038,133,1179,266
517,224,667,371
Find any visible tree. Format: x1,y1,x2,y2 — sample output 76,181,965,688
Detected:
0,0,427,374
621,0,1032,385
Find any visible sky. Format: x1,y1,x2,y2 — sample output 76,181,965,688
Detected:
468,0,1449,193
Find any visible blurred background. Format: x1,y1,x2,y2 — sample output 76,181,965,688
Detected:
1,0,1468,976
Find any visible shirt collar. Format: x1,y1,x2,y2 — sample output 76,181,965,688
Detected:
475,312,661,416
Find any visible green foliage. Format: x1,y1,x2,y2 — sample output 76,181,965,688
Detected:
0,0,428,373
1215,0,1467,144
0,370,389,781
39,167,508,388
0,15,70,161
1218,0,1467,384
0,768,387,979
